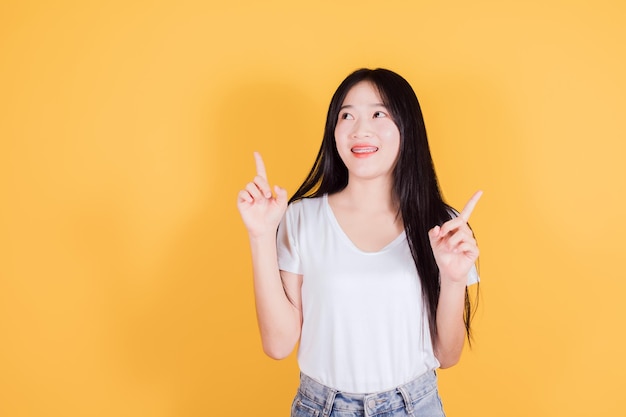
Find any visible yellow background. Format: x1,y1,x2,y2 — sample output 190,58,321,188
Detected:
1,1,625,416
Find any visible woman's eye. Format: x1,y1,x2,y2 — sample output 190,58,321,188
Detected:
340,113,354,120
373,111,387,118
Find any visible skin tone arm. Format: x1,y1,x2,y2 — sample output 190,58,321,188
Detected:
429,191,482,368
237,152,303,359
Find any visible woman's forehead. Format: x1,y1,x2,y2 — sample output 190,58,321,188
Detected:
341,81,385,106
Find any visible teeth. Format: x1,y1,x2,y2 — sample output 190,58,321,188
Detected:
352,147,378,153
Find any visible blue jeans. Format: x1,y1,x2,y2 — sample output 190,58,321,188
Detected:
291,371,446,417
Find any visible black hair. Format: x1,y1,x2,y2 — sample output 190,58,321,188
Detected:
289,68,476,343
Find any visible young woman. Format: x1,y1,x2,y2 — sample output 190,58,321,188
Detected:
237,68,481,417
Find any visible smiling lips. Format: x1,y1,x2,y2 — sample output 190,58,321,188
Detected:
351,146,378,156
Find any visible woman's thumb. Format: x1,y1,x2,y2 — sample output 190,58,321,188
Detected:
274,185,288,206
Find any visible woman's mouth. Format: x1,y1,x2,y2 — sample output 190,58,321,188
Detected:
351,146,378,154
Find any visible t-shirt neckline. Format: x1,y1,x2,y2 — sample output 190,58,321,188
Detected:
323,194,406,254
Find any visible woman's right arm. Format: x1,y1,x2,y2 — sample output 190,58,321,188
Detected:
237,152,303,359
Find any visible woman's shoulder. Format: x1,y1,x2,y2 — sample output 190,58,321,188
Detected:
288,194,326,208
285,195,327,219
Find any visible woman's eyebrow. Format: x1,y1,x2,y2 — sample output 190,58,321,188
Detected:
339,103,386,111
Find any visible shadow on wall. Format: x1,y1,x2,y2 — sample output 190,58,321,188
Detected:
52,78,323,415
101,79,321,414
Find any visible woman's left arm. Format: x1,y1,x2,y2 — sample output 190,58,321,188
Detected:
428,191,482,368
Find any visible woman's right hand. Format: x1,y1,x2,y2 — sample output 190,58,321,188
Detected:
237,152,288,238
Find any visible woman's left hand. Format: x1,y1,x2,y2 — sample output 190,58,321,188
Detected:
428,191,482,284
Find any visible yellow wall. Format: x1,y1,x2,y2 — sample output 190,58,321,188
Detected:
1,1,625,416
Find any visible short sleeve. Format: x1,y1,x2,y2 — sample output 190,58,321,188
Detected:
467,264,479,286
276,203,302,275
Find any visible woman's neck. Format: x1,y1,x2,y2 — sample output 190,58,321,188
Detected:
333,176,398,213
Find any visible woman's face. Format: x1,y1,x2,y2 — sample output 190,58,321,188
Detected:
334,81,401,183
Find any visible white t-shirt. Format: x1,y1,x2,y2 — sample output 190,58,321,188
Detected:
277,195,478,393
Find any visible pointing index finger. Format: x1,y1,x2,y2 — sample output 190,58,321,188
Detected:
254,151,268,180
460,190,483,222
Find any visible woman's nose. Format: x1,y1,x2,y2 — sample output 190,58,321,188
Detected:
350,118,372,138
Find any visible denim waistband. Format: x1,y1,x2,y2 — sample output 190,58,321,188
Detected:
297,371,439,416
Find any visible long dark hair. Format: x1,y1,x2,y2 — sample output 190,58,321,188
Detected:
289,68,476,343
